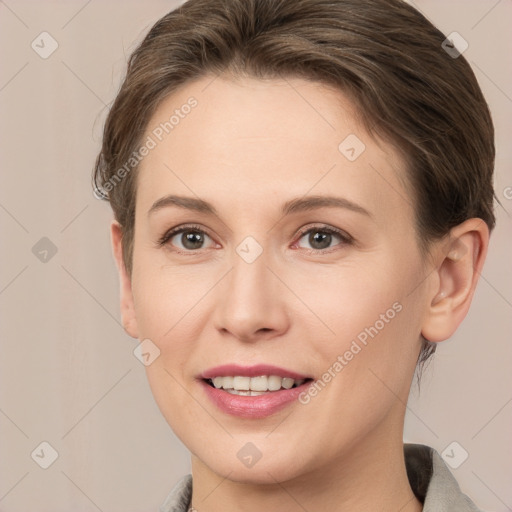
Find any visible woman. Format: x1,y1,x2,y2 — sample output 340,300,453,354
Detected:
93,0,495,510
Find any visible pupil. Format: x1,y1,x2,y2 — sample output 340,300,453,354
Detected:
182,231,203,249
310,231,331,249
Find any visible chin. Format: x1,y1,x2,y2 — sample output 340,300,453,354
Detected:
190,435,314,485
206,457,304,485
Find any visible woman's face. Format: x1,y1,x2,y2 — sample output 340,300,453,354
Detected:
122,75,435,482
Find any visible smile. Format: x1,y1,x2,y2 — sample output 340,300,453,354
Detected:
199,364,314,418
206,375,308,395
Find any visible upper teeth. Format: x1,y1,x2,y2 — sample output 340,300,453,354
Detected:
211,375,305,392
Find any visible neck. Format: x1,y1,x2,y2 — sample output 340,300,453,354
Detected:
189,422,422,512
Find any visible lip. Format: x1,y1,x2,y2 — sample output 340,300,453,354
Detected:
198,364,313,419
200,379,312,418
200,364,311,380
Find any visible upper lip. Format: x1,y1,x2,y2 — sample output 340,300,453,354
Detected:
200,364,312,380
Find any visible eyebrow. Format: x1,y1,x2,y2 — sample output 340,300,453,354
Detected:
147,194,372,218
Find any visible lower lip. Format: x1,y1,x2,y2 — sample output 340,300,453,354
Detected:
200,379,312,418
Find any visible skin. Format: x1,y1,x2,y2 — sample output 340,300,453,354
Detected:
111,75,489,512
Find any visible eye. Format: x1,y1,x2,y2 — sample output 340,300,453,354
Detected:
294,225,352,252
158,223,352,254
158,224,216,252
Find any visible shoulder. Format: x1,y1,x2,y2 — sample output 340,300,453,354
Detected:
404,443,485,512
159,474,192,512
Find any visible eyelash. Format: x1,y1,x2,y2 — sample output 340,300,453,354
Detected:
157,223,353,254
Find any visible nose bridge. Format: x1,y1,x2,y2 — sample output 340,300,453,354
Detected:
228,229,272,294
213,238,288,339
228,240,273,310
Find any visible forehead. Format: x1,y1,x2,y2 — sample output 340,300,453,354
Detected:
135,75,412,222
144,75,362,157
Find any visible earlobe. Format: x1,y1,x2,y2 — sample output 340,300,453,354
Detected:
110,220,139,339
421,219,489,343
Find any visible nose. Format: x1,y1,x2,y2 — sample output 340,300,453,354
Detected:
212,245,290,343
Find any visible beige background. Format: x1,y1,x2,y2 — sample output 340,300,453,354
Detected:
0,0,510,510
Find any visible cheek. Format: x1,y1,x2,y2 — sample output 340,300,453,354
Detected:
292,300,421,465
289,259,408,341
130,251,213,338
131,264,207,434
294,255,424,397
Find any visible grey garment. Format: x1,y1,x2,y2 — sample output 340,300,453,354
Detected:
159,473,192,512
159,444,483,512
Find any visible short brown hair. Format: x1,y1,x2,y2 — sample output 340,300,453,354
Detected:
93,0,495,370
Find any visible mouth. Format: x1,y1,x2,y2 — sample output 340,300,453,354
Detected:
198,364,314,417
198,365,314,418
203,375,313,396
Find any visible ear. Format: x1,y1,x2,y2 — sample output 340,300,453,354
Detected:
110,220,139,339
421,218,490,343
